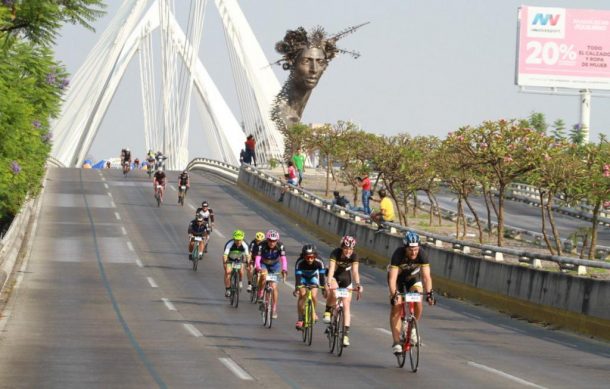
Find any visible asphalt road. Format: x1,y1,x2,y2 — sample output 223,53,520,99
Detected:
0,167,608,388
428,191,610,247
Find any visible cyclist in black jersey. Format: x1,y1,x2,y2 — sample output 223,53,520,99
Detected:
388,231,435,354
246,231,265,292
324,235,363,347
188,214,210,259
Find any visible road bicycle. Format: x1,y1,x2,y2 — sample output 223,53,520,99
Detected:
228,256,244,308
122,161,130,176
326,287,357,357
154,184,164,207
249,268,259,304
395,292,421,372
298,285,318,346
178,185,187,206
190,236,204,271
260,272,281,328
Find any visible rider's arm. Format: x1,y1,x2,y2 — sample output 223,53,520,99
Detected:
388,267,399,296
421,264,432,294
316,259,327,286
352,261,361,288
294,259,303,287
209,210,215,223
280,255,287,273
222,240,233,263
254,254,261,270
326,260,336,285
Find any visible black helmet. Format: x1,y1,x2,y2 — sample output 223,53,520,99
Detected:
201,201,208,207
301,244,317,257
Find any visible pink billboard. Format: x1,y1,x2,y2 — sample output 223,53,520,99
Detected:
516,6,610,90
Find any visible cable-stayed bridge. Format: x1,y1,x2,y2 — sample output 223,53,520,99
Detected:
51,0,284,169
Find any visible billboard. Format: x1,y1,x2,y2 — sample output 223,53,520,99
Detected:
516,6,610,90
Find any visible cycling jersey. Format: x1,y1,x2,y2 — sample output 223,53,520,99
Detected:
295,256,326,287
329,247,358,288
390,247,429,292
254,240,287,272
124,151,131,162
196,208,215,223
188,220,209,237
223,239,249,261
153,171,166,184
178,174,189,186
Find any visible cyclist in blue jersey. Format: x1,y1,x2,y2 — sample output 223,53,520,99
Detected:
254,229,288,319
293,244,326,330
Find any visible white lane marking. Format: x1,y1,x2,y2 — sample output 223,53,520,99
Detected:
467,361,547,388
213,229,225,238
162,298,177,311
284,281,294,289
121,226,127,235
219,358,253,381
188,203,196,211
135,259,144,268
114,212,121,220
104,183,109,189
147,277,158,288
126,241,134,252
107,192,113,197
375,328,392,335
169,184,176,192
110,200,116,208
183,323,203,338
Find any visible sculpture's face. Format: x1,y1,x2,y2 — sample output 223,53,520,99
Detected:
294,47,327,90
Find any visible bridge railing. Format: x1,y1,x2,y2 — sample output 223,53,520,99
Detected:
188,158,610,273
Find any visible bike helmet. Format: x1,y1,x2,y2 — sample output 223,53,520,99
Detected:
301,244,317,258
233,229,245,240
201,201,208,207
255,231,265,241
341,235,357,249
156,167,163,172
182,170,188,175
403,231,420,247
265,229,280,241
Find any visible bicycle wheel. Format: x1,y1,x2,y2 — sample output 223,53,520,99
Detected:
156,193,161,207
250,281,257,303
409,318,420,372
336,308,345,357
301,295,309,342
396,319,407,368
179,192,184,206
261,287,269,326
265,290,274,328
192,255,198,271
305,298,314,346
230,271,239,308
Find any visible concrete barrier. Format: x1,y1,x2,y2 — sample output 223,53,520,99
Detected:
238,167,610,340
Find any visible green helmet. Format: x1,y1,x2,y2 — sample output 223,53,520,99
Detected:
233,229,245,240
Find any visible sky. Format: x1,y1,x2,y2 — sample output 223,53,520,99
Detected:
53,0,610,161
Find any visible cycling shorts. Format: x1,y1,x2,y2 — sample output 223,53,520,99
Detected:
398,277,423,293
260,261,281,274
297,276,320,287
333,269,352,288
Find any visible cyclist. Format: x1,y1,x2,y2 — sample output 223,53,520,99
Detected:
254,229,288,319
188,213,209,260
324,235,363,347
294,244,326,330
388,231,435,354
155,151,167,170
120,148,126,165
153,167,166,201
247,231,265,292
177,170,190,202
196,201,215,252
222,230,250,298
147,149,155,159
123,147,132,174
134,157,140,169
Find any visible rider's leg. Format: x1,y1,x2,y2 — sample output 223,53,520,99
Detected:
257,270,267,298
412,285,424,320
390,301,403,344
297,287,306,319
325,278,337,315
198,240,204,257
224,263,232,288
188,239,194,253
311,287,319,320
343,293,353,327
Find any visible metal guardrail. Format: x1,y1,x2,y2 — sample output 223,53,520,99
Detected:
186,158,239,182
239,165,610,273
507,183,610,225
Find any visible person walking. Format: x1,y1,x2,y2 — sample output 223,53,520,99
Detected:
292,147,306,187
357,174,372,214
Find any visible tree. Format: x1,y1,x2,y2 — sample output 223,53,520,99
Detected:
551,118,566,141
528,112,548,134
448,120,550,246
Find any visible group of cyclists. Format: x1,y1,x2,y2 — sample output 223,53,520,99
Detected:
206,219,436,353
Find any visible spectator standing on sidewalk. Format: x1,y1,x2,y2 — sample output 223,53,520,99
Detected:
292,147,306,186
357,174,372,214
371,188,395,230
245,135,257,166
